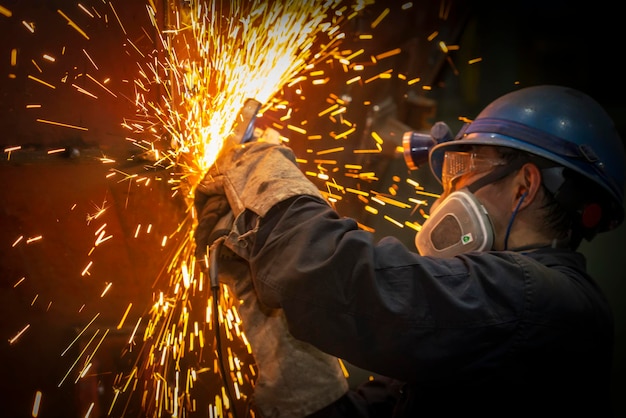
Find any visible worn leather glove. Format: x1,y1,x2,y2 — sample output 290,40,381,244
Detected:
216,254,348,417
193,137,348,417
196,141,322,218
193,192,232,264
194,140,324,261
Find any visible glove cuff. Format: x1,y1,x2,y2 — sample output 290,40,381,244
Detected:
233,282,348,418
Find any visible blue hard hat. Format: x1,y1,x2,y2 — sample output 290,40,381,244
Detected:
429,85,626,232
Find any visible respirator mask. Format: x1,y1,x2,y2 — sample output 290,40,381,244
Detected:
415,188,493,257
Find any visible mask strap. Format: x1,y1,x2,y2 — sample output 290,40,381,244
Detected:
466,154,527,194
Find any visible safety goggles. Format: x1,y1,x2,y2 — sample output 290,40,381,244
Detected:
441,150,507,195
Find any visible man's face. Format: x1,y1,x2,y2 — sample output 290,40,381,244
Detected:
430,145,529,251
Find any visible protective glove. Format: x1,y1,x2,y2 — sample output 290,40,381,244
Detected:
193,138,348,417
216,253,349,417
193,193,232,263
194,140,324,261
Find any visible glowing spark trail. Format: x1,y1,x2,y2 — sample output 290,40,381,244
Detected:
0,5,12,17
133,0,350,175
115,2,379,410
9,324,31,345
57,9,90,40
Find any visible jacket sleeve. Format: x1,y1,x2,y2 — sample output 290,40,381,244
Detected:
245,194,533,383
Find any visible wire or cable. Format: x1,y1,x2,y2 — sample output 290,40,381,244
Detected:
504,191,527,250
209,236,239,418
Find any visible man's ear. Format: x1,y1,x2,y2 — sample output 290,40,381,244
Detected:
511,162,542,211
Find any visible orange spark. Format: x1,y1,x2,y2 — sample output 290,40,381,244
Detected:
57,10,89,39
36,119,88,131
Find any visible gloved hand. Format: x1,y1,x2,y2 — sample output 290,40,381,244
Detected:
193,137,348,417
193,192,232,264
194,140,324,261
216,255,349,417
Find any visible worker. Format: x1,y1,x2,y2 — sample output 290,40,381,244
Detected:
194,85,625,417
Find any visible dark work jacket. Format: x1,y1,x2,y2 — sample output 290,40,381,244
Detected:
243,195,614,417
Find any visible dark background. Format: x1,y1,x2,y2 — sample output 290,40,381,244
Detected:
1,1,624,417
